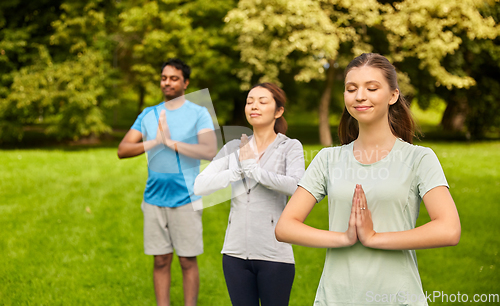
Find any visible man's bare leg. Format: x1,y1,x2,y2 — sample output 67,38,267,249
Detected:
178,256,199,306
154,253,174,306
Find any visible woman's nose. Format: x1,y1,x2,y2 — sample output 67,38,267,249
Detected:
356,89,366,101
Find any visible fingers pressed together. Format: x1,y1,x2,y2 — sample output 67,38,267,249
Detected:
348,184,376,246
239,134,255,161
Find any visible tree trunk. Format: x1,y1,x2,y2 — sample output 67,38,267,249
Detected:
137,85,145,115
229,93,247,126
318,59,335,146
441,91,468,132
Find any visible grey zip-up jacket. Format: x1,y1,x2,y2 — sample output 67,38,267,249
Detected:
194,133,305,263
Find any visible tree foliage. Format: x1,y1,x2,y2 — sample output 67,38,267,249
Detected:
0,0,119,142
225,0,500,141
225,0,386,145
387,0,500,137
0,0,63,141
0,0,240,143
4,47,117,140
1,0,499,143
224,0,386,86
116,0,241,122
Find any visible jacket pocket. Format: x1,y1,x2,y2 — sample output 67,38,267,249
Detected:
222,210,241,253
248,211,277,257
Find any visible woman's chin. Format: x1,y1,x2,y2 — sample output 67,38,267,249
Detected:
247,120,273,130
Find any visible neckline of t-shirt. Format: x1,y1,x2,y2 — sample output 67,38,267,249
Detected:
161,99,189,112
349,137,403,166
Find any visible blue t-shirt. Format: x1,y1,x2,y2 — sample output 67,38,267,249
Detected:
131,100,214,207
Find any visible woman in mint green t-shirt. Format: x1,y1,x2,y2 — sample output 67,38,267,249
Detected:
275,53,461,306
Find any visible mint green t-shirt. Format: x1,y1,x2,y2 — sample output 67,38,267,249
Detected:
299,138,448,306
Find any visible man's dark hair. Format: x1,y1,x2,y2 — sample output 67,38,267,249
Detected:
161,58,191,81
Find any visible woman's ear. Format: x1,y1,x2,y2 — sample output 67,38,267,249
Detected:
389,89,399,105
275,106,284,119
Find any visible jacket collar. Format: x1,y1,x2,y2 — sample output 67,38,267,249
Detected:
257,133,289,167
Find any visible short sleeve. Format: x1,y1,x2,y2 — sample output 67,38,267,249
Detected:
131,108,149,132
298,148,329,203
196,107,215,133
416,148,449,198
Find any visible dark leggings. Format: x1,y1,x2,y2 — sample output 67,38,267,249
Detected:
222,254,295,306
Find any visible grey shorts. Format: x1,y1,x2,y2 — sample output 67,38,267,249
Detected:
141,200,203,257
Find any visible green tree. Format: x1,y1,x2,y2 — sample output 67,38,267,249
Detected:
0,0,120,142
225,0,387,145
6,47,117,140
116,0,241,124
383,0,500,137
226,0,500,143
0,0,63,141
1,0,243,143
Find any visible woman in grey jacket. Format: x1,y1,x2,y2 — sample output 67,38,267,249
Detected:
194,83,305,306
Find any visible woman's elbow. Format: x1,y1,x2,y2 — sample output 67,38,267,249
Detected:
447,225,461,246
275,227,284,243
193,180,203,196
193,177,210,196
193,187,206,196
275,221,288,243
439,221,461,247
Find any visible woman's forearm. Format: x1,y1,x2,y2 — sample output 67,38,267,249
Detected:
275,187,354,248
194,168,240,196
275,217,352,248
365,219,461,250
194,150,243,196
240,159,301,196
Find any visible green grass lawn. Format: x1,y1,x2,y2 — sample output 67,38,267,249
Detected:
1,141,499,305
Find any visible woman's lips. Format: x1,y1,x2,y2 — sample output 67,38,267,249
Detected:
250,113,261,118
355,106,372,111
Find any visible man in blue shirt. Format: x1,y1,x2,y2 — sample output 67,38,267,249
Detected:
118,59,217,306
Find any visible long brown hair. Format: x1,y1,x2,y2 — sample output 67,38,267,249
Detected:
338,53,416,144
250,82,288,134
